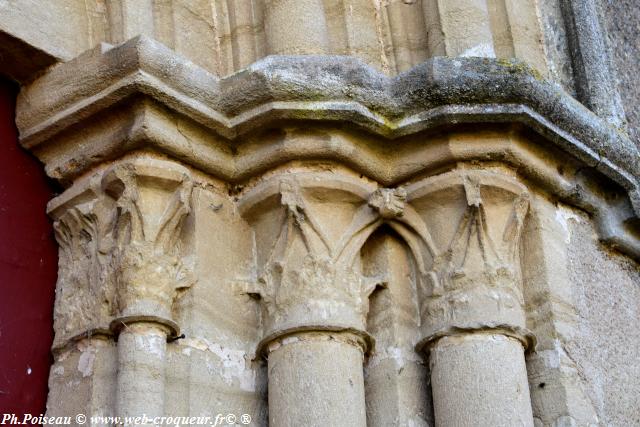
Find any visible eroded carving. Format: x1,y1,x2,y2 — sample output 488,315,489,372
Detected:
102,159,195,333
238,173,384,347
394,169,532,347
368,188,407,219
48,158,197,345
50,178,116,347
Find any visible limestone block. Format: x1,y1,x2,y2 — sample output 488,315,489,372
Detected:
46,337,117,426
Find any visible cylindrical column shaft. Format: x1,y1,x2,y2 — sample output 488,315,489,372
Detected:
116,323,168,422
267,332,367,427
429,333,534,427
264,0,329,55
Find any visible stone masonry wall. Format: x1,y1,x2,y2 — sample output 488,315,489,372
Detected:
0,1,638,426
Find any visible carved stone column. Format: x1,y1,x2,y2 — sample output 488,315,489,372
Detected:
103,158,195,423
404,169,534,427
47,176,118,424
238,172,384,427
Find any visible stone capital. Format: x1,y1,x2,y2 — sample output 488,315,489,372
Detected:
48,175,117,348
238,172,383,353
103,158,195,336
48,156,196,346
396,169,533,350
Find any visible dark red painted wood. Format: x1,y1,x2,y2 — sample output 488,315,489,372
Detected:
0,79,57,418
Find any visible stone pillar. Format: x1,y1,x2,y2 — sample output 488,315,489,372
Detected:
47,177,119,424
238,172,383,427
429,333,533,426
404,169,534,427
103,158,195,423
115,323,169,420
263,0,329,55
266,331,367,426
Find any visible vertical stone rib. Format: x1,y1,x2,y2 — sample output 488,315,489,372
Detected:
363,231,433,427
227,0,265,71
422,0,445,57
560,0,626,128
107,0,155,44
343,0,387,70
487,0,515,58
385,0,429,73
502,0,548,73
152,0,177,51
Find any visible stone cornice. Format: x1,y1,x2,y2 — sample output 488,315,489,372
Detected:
16,36,640,259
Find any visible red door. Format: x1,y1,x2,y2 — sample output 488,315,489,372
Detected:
0,79,57,419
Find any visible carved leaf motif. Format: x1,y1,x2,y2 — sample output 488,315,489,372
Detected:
52,199,116,339
103,162,195,318
399,171,530,299
108,165,193,255
253,179,382,316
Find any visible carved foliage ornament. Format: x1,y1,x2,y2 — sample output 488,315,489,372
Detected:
50,177,117,346
398,170,532,346
103,160,195,325
238,174,387,339
239,169,531,349
49,158,196,345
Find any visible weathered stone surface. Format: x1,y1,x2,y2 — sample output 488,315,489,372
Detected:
0,0,550,77
13,35,640,260
267,332,367,427
408,169,532,349
600,0,640,146
1,1,638,426
565,211,640,426
363,232,433,427
430,334,534,427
